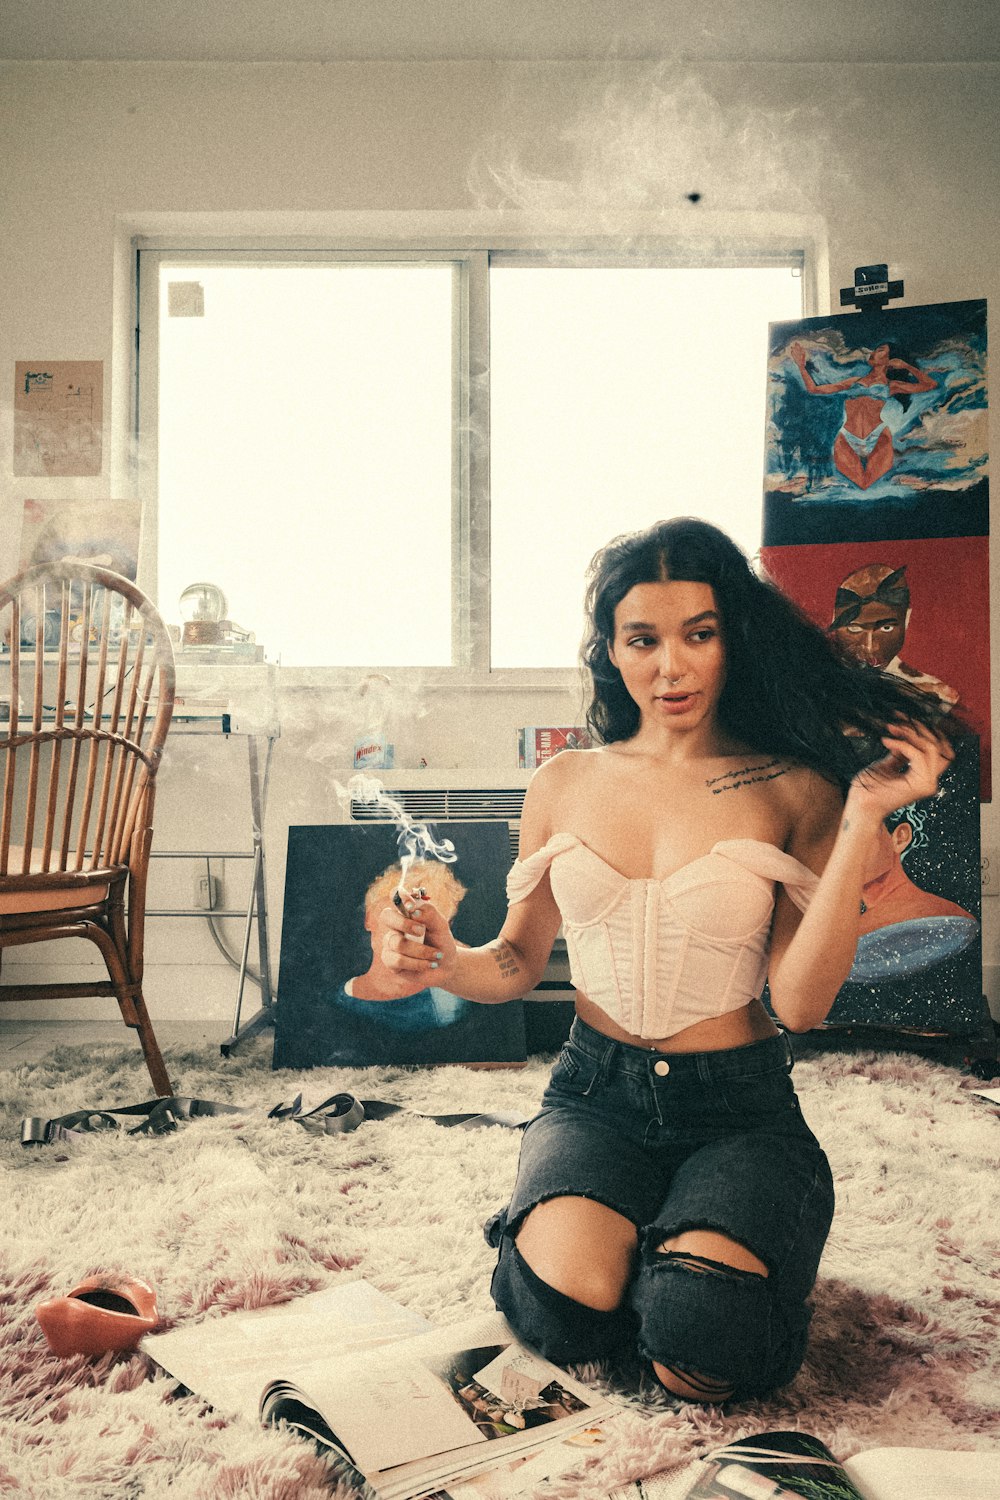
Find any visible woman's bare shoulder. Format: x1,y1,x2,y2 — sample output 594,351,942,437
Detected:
527,745,603,798
515,748,591,858
521,747,602,829
775,760,844,839
538,745,607,775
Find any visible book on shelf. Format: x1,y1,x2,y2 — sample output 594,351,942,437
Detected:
517,727,590,769
142,1279,616,1500
608,1428,997,1500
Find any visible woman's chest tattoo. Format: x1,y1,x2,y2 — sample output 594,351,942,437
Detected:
705,759,788,795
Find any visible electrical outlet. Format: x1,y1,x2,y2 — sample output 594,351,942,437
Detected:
981,845,999,898
194,872,221,909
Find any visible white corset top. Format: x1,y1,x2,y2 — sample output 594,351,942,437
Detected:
507,834,818,1041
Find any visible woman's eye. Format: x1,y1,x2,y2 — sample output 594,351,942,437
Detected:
690,629,716,644
627,635,655,648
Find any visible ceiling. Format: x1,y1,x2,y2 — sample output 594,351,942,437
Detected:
2,0,1000,65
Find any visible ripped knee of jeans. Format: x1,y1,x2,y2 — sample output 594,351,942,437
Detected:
659,1249,758,1276
648,1359,735,1403
632,1246,785,1398
490,1239,636,1365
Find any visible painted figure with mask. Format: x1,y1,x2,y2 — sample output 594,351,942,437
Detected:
828,561,959,712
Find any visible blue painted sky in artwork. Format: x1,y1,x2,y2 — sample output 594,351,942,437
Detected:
848,915,979,983
765,302,988,507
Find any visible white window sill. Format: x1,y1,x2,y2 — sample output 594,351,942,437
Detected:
174,659,587,695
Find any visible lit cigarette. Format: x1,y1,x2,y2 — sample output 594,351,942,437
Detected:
393,886,426,946
392,885,427,911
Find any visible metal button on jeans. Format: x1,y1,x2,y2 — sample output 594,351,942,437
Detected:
653,1059,670,1076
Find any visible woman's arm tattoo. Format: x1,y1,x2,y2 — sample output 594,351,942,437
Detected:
493,940,521,979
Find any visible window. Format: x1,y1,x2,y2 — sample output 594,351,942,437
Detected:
137,247,803,673
488,262,802,667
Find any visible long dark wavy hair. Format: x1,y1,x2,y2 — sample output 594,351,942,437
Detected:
582,517,956,790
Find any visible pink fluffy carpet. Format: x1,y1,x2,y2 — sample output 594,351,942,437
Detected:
1,1033,997,1498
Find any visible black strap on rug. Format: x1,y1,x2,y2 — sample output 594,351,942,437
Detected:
20,1091,528,1146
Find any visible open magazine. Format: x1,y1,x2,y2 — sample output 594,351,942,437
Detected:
417,1418,622,1500
609,1429,997,1500
142,1281,616,1500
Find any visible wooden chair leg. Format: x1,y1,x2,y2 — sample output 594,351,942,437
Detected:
130,990,173,1097
83,922,173,1097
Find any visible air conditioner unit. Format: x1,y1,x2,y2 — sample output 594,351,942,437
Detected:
347,768,531,864
347,768,570,993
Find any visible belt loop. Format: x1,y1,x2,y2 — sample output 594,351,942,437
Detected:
578,1039,614,1097
782,1030,795,1072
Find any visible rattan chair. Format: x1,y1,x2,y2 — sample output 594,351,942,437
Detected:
0,562,175,1095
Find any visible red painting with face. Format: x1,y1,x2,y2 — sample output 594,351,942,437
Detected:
760,534,991,800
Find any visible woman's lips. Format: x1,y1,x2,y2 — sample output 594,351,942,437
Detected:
656,692,697,714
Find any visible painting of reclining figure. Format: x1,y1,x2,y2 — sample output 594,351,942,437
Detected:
763,299,987,547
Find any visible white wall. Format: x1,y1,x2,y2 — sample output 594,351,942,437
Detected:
1,59,997,1024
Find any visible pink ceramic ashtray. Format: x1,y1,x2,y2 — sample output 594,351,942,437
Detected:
35,1274,159,1357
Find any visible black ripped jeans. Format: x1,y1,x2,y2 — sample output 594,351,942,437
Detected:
485,1016,834,1398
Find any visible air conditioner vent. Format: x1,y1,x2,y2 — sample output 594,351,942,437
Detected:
350,787,526,823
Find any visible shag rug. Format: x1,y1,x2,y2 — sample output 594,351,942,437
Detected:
1,1033,998,1500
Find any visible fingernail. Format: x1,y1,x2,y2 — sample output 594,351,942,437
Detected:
430,961,439,970
434,951,442,961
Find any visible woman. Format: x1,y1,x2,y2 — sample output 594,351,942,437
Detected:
373,519,953,1402
790,340,935,490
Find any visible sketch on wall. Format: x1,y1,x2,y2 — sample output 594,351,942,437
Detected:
13,361,104,477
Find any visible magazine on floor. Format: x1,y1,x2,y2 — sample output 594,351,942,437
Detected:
141,1280,432,1421
608,1428,997,1500
142,1280,616,1500
418,1414,623,1499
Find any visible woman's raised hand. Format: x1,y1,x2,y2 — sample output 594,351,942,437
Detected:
848,718,955,822
374,886,459,991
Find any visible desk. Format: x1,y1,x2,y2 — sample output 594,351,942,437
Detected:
160,661,280,1054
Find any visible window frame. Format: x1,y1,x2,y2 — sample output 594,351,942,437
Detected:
134,234,814,687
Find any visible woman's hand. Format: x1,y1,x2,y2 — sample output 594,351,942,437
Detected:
372,886,460,994
847,718,954,824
